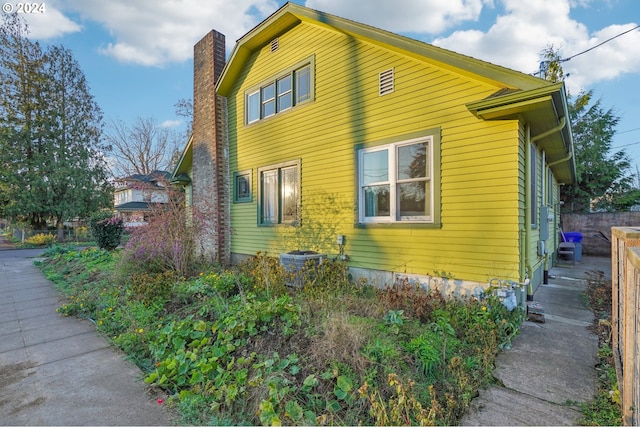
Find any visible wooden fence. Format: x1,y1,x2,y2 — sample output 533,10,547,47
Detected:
611,227,640,426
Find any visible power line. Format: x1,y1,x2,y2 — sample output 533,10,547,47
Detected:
617,127,640,135
561,25,640,62
614,140,640,148
533,24,640,76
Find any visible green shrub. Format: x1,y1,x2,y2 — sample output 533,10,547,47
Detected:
89,211,124,250
43,244,77,257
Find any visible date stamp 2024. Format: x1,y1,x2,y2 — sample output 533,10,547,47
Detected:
2,3,46,14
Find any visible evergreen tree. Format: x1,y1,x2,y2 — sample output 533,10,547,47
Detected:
42,45,112,239
0,13,48,228
0,13,112,238
562,91,633,212
538,46,635,212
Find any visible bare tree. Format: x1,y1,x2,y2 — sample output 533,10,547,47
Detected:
104,116,181,177
174,98,193,141
174,98,192,122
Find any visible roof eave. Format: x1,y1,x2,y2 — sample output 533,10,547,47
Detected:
467,82,576,184
171,133,193,182
216,3,549,96
217,5,301,95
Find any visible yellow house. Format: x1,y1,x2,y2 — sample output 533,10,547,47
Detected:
174,3,575,298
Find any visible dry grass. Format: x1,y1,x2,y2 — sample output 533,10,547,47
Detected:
307,311,371,373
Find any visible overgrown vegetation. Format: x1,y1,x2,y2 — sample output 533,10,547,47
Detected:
117,183,205,277
38,245,524,425
579,270,622,426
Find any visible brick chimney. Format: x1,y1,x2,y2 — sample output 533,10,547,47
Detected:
192,30,230,265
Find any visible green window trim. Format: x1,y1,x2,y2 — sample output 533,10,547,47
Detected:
355,128,441,228
257,159,301,226
233,170,253,203
244,56,315,125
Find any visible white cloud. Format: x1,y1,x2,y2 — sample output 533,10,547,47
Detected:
305,0,492,34
159,119,182,128
37,0,491,66
22,2,82,39
31,0,640,94
55,0,278,66
563,23,640,92
432,0,639,93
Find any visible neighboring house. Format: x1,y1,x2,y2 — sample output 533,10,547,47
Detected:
173,3,576,298
114,170,171,227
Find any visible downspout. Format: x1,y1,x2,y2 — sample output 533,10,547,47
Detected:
541,149,549,285
528,116,568,293
544,144,574,282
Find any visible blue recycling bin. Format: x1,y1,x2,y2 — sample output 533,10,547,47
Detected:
564,232,583,262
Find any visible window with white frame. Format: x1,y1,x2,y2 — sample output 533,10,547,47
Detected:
258,160,300,225
359,137,433,223
246,60,313,124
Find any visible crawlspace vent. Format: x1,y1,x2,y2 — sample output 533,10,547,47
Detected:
379,68,394,96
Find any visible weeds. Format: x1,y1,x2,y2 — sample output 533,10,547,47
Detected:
579,271,622,426
40,248,525,425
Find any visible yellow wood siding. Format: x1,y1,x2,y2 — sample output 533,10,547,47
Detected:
228,21,524,284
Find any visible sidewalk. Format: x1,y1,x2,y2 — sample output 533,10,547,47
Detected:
461,256,610,426
0,248,174,425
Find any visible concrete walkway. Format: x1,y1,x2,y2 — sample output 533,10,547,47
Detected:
0,244,174,425
461,256,610,426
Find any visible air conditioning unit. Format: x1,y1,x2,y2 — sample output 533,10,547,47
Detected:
279,251,327,287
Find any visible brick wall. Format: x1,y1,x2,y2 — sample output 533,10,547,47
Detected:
192,30,230,265
561,212,640,257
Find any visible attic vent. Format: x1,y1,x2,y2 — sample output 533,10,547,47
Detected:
379,68,394,96
270,38,279,53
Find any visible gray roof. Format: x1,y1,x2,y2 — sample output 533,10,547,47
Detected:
114,201,153,211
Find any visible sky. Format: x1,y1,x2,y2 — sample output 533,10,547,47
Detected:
10,0,640,174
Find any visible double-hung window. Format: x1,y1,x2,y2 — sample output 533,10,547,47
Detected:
247,91,260,123
261,83,275,118
246,59,313,124
359,136,433,223
258,160,300,225
277,75,292,111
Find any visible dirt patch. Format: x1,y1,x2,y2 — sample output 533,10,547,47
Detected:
8,396,46,415
0,361,36,391
0,361,45,415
